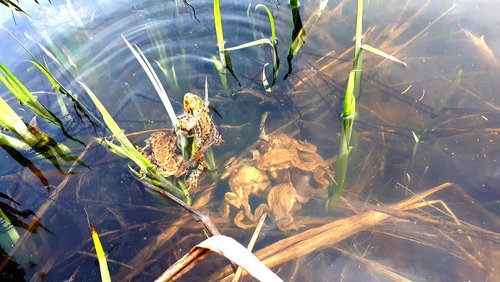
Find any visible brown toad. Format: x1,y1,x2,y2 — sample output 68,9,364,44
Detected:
222,124,334,231
139,131,184,177
178,93,223,169
253,183,309,231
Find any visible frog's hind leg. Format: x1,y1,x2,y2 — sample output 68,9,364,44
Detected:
234,210,257,229
185,164,204,189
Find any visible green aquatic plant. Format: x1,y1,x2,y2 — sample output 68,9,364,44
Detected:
0,62,84,146
0,95,83,175
90,223,111,282
213,1,278,91
213,0,229,91
211,56,228,90
220,4,278,91
7,30,101,129
122,35,194,159
0,94,71,151
84,208,111,282
0,63,60,124
0,131,30,150
256,4,279,85
285,0,326,79
328,0,406,205
1,0,51,22
122,36,179,129
0,207,20,251
213,0,225,66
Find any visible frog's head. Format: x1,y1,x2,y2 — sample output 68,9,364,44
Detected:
183,92,205,114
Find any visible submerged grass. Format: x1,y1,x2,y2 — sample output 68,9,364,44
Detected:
0,207,20,251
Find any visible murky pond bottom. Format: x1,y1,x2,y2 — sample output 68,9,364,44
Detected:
0,0,499,281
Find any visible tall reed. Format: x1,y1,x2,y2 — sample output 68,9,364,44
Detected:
328,0,406,206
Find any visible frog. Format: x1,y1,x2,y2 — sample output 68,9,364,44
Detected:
254,183,309,231
178,92,223,169
138,93,223,189
138,131,184,177
222,131,334,231
222,165,271,229
257,132,334,190
221,110,335,230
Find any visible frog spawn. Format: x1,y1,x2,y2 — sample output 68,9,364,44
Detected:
222,131,334,232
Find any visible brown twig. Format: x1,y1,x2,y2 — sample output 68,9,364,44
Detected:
139,180,220,237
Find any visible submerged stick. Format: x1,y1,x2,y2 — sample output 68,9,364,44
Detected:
139,180,220,237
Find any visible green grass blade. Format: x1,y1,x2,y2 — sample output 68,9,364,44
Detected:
354,0,363,52
361,44,407,67
211,56,228,90
0,132,31,150
255,4,279,84
255,4,276,45
0,63,59,124
29,59,69,116
78,82,141,161
0,96,76,173
328,0,363,205
224,38,277,90
0,96,38,145
149,25,179,90
223,38,274,51
0,208,20,251
327,130,350,203
122,35,179,129
90,224,111,282
7,30,102,128
213,0,226,67
30,60,59,93
342,71,357,120
0,62,85,146
285,0,328,79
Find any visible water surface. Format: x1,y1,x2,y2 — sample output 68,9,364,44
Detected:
0,0,499,281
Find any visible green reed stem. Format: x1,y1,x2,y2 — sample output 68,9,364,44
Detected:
213,0,230,92
328,0,364,205
328,0,406,206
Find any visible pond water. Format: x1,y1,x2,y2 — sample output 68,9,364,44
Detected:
0,0,499,281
